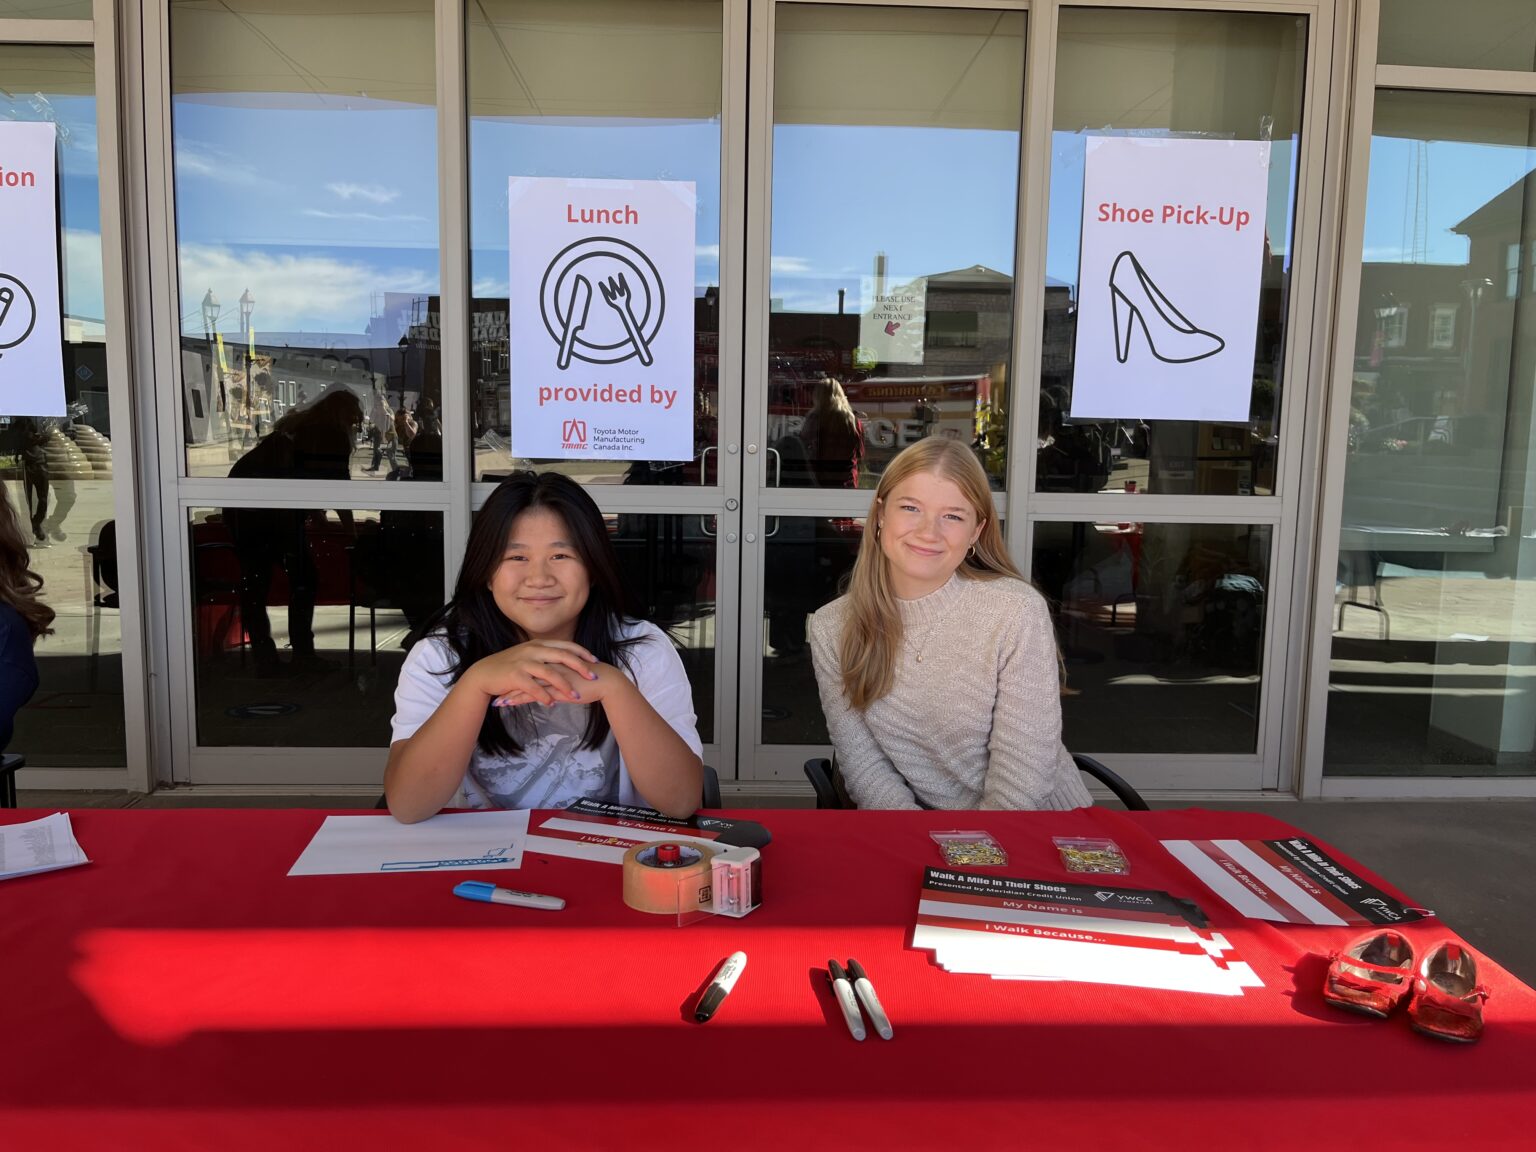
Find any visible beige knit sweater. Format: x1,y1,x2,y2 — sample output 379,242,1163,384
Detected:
808,573,1093,811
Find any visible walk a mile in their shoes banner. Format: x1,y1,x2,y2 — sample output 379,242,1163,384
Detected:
508,177,696,461
0,121,66,417
1070,137,1270,423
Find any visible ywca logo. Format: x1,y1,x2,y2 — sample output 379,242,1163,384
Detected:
562,419,587,449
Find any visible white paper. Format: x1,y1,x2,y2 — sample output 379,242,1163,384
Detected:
1071,137,1270,422
287,810,530,876
0,121,66,416
508,176,697,461
0,812,90,880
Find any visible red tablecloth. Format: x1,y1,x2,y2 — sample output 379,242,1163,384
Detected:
2,807,1533,1150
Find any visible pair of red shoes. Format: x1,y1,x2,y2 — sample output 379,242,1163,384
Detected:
1323,931,1490,1042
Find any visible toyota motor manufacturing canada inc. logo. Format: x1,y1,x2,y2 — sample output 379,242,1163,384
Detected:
561,419,587,450
540,236,665,371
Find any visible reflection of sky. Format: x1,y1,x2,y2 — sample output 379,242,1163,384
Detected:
1,92,105,323
770,124,1020,313
172,99,439,337
1363,136,1536,265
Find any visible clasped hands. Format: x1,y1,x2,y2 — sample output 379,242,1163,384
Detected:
468,640,630,710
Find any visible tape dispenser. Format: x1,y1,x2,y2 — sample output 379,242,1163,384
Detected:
621,839,762,925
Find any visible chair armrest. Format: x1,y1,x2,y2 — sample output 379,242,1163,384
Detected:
1072,753,1149,811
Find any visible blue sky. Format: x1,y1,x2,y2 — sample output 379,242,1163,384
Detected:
30,82,1536,341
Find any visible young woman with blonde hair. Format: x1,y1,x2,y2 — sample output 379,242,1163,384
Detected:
808,438,1092,810
1,484,55,752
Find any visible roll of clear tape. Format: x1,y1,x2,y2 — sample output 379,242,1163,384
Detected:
622,841,717,915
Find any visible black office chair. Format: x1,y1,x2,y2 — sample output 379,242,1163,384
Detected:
376,764,723,812
1,753,23,809
802,753,1149,811
700,764,722,809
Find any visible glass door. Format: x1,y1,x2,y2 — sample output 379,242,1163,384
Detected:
740,2,1030,782
738,0,1332,793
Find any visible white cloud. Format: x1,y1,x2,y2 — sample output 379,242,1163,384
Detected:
770,255,812,275
62,229,106,323
472,276,509,297
301,208,428,224
695,243,721,262
175,142,281,190
177,243,436,334
325,182,401,205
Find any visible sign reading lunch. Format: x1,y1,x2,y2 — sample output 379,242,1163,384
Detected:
508,177,696,461
0,122,66,417
1070,137,1271,422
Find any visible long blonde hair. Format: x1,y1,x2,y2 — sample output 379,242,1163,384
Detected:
0,484,54,639
838,438,1020,709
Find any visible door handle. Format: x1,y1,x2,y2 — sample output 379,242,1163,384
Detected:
764,446,782,537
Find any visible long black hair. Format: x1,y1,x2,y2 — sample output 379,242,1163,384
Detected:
417,472,640,756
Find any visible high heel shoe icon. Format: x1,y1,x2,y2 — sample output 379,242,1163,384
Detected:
1109,251,1224,365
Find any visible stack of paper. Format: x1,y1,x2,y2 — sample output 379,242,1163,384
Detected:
913,868,1262,996
0,812,90,881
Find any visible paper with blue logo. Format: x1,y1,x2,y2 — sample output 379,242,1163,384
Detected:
507,176,696,461
287,810,530,876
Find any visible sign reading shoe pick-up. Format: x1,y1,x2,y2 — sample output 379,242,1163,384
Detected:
1070,137,1271,422
508,177,696,461
0,122,65,418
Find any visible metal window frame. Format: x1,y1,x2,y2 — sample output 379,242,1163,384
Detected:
2,7,152,792
1301,0,1536,799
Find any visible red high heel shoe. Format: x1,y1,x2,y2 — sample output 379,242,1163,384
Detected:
1408,942,1489,1043
1323,930,1415,1018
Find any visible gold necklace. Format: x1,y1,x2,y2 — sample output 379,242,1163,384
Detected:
908,608,949,664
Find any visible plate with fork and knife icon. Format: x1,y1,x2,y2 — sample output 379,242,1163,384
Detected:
539,237,666,369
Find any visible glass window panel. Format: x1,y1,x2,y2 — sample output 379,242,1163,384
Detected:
0,1,90,16
170,0,440,481
2,46,122,768
1378,0,1536,72
1327,89,1536,778
768,6,1025,491
610,512,717,744
468,0,722,484
1032,521,1270,754
188,506,443,747
761,515,865,745
1042,9,1305,496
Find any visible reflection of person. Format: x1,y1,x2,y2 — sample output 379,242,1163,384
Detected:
414,395,441,436
364,391,397,474
385,473,703,822
380,433,444,633
393,403,418,457
16,416,53,546
799,376,864,489
1,483,54,752
224,389,362,674
808,438,1092,811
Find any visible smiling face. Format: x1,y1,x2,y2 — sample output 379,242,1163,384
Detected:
487,507,592,642
876,469,984,599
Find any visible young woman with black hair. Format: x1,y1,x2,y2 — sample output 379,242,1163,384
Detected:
384,473,703,822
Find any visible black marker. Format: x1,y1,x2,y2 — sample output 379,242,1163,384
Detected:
694,951,747,1023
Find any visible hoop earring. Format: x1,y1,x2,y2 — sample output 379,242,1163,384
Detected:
875,522,882,540
967,545,977,560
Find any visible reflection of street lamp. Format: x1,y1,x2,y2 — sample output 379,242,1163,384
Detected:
239,288,255,424
201,288,224,417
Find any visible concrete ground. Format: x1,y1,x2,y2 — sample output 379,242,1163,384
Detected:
15,787,1535,989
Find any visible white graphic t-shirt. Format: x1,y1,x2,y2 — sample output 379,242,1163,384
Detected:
390,619,703,810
